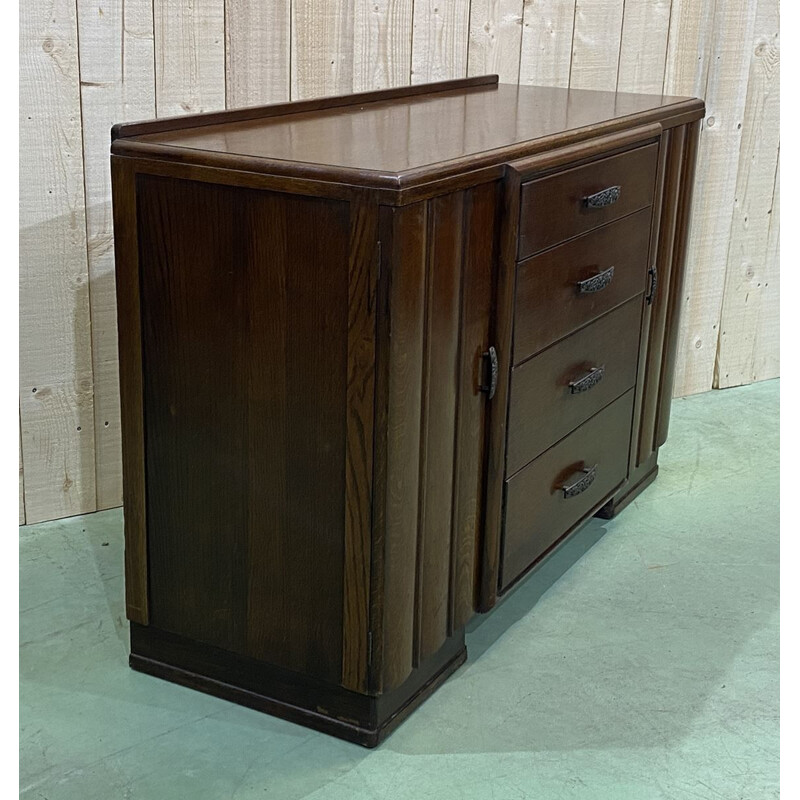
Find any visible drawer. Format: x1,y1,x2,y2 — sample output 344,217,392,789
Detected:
507,297,642,475
501,389,634,590
518,143,659,259
513,208,651,365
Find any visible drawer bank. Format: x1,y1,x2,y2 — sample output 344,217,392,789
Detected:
111,76,704,747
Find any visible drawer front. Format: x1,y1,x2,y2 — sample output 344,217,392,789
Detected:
507,297,642,475
501,390,634,590
518,143,658,259
513,209,651,365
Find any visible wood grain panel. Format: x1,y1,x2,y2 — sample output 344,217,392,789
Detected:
411,0,471,83
716,0,780,389
416,193,464,664
502,390,634,590
514,209,651,365
111,156,148,623
19,418,25,526
20,0,96,524
638,125,685,463
508,298,642,475
656,120,702,445
77,0,155,511
353,0,414,92
342,196,379,692
666,0,757,396
518,143,659,259
451,181,497,629
379,202,428,690
467,0,525,82
616,0,672,94
225,0,291,107
569,0,625,91
138,176,349,683
154,0,225,116
292,0,354,99
519,0,576,88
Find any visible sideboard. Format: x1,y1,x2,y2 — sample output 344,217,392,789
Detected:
111,75,704,746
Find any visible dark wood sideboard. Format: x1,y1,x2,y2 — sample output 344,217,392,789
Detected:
111,75,704,747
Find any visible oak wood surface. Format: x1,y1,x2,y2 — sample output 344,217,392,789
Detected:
518,142,659,258
138,175,350,683
507,298,642,476
502,390,634,588
513,209,652,365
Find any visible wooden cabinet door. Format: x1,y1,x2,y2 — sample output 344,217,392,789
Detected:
372,182,499,691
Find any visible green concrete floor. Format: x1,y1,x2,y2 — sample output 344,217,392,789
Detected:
20,380,779,799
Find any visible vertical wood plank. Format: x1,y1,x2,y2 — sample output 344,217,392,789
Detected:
292,0,355,99
342,196,379,692
569,0,625,90
77,0,155,511
20,0,96,524
379,202,427,690
666,0,757,396
467,0,525,82
519,0,575,88
756,159,779,383
616,0,672,94
411,0,471,83
111,156,147,624
715,0,780,388
451,181,496,629
225,0,291,107
353,0,414,92
154,0,226,115
19,418,26,526
416,193,463,663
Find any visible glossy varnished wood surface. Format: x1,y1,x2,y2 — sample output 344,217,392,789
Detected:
518,142,659,258
502,390,634,589
111,157,148,625
112,82,702,192
138,176,350,684
507,298,642,476
375,184,495,690
513,209,652,365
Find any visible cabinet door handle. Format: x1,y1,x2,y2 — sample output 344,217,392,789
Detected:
569,366,605,394
560,465,597,499
646,265,658,305
583,185,621,209
480,345,498,400
576,266,615,295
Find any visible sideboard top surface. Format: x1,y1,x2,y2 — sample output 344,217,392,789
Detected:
112,77,703,190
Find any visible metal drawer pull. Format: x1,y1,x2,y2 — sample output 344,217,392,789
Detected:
480,345,499,400
583,185,621,209
569,366,605,394
576,266,615,294
560,465,597,499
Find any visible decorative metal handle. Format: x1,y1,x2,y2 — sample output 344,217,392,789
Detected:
646,265,658,305
569,366,605,394
560,465,597,499
576,266,615,295
480,345,498,400
583,185,621,209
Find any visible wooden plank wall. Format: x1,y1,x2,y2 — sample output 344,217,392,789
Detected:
18,0,780,524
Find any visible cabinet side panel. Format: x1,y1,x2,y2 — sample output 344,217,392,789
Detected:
638,125,685,465
416,192,464,664
138,176,349,684
112,157,148,625
342,196,379,693
380,202,428,691
451,181,497,629
656,120,702,444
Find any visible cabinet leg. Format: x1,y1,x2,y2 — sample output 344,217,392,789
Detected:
595,464,658,520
